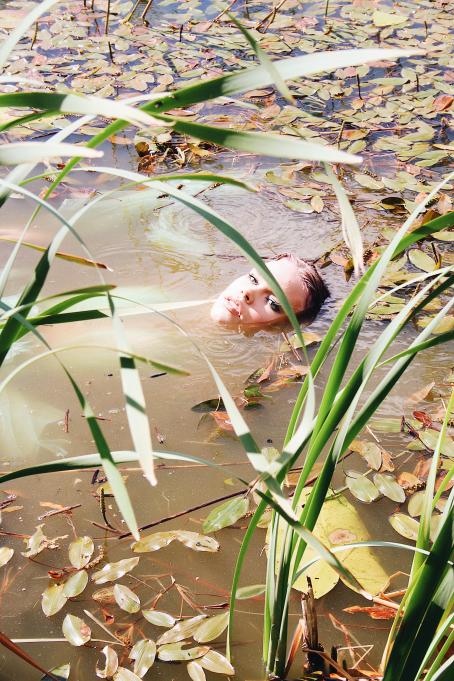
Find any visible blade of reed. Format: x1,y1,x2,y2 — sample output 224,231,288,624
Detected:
324,164,364,277
0,236,112,270
0,142,103,165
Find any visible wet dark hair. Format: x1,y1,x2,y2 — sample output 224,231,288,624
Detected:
270,253,330,318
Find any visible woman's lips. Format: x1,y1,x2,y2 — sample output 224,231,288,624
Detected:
223,296,241,317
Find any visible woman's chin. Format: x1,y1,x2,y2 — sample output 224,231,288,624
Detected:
210,301,235,323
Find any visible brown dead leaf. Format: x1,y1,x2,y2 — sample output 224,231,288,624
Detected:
397,471,422,492
433,95,453,112
210,411,234,431
405,382,435,407
257,358,276,383
343,605,396,620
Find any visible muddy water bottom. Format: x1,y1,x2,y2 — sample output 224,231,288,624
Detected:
0,173,452,681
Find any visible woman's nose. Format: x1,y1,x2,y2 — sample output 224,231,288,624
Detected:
242,287,254,304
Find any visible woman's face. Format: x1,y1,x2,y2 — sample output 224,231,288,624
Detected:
211,257,307,325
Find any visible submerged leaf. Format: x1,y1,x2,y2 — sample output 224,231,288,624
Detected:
198,650,235,675
113,584,141,613
202,497,249,533
129,639,156,677
63,570,88,598
68,536,94,569
62,614,91,646
132,531,175,552
96,646,118,679
92,557,139,584
174,531,219,552
193,612,229,643
236,584,266,599
132,530,218,553
142,610,176,627
42,583,68,617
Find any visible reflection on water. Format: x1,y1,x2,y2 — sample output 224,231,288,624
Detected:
0,166,453,681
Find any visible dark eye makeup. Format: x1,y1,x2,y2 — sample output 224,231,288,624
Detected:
249,273,258,284
267,297,281,313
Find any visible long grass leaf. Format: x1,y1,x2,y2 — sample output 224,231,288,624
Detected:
0,142,103,165
0,236,112,270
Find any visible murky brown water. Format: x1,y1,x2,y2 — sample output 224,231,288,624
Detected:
1,152,452,681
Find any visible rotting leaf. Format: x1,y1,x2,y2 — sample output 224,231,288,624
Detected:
373,473,406,503
202,497,249,534
92,557,140,584
42,583,68,617
389,513,419,540
142,610,176,627
96,646,118,679
193,612,229,643
198,650,235,675
129,639,156,677
68,536,94,569
343,604,396,620
156,615,207,646
113,584,141,613
22,524,47,558
62,614,91,646
0,547,14,567
63,570,88,598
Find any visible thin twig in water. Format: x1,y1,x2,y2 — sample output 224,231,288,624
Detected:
38,503,81,520
256,0,289,33
118,488,248,539
105,0,111,34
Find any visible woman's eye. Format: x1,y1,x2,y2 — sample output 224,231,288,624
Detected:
268,297,281,313
249,273,258,285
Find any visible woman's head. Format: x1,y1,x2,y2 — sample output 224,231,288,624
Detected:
210,253,329,326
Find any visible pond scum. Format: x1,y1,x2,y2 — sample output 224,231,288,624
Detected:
0,1,453,681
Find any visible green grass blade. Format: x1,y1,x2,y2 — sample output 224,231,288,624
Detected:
0,236,112,270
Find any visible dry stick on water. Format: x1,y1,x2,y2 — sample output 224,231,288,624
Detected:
211,0,240,25
256,0,290,33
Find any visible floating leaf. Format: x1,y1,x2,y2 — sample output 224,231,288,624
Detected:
193,612,229,643
236,584,266,599
369,417,402,433
349,440,382,470
199,650,235,675
373,474,406,503
376,18,409,34
92,557,140,584
96,646,118,679
191,398,225,413
408,249,437,272
202,497,249,533
42,583,68,617
113,584,141,613
22,524,47,557
408,490,425,517
174,531,219,552
62,614,91,646
41,663,70,681
354,173,384,190
129,639,156,677
113,669,142,681
346,474,380,503
132,530,218,553
0,547,14,567
63,570,88,598
92,587,116,605
142,610,176,627
68,536,94,569
157,615,206,645
187,661,206,681
389,513,419,540
269,491,389,598
158,643,209,662
279,331,321,352
418,429,454,457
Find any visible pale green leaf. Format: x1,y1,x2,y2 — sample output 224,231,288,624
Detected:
68,536,94,569
63,570,89,598
203,497,250,533
113,584,141,613
96,646,119,679
199,650,235,675
92,557,140,584
389,513,420,540
142,610,176,627
129,639,156,677
193,612,229,643
373,474,406,503
156,615,207,645
0,547,14,567
42,583,68,617
62,614,91,646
